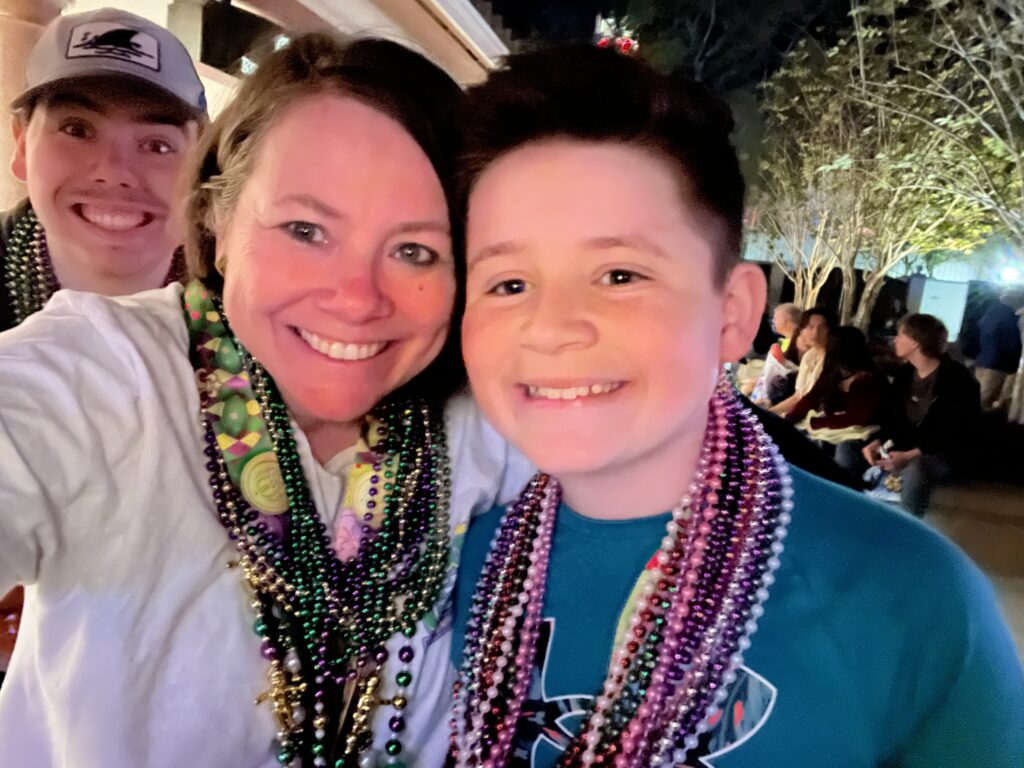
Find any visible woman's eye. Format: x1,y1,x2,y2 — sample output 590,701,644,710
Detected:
282,221,325,244
59,120,93,139
391,242,440,266
487,278,527,297
141,138,176,155
600,269,646,286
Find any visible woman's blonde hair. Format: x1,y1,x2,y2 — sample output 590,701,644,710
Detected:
182,32,464,295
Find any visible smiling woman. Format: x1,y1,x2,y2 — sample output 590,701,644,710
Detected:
0,33,529,768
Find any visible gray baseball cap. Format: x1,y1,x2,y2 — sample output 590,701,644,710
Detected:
11,7,207,119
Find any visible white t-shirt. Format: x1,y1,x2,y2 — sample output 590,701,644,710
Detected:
0,285,532,767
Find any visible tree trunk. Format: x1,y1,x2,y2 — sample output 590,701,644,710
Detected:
806,282,824,307
852,274,885,332
839,263,857,325
792,271,807,307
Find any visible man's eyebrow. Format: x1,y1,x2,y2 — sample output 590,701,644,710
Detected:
44,94,191,128
44,94,106,115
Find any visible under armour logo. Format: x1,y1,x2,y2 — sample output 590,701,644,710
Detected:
67,23,161,71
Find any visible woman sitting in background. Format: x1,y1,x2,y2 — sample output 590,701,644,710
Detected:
770,307,835,417
785,327,890,473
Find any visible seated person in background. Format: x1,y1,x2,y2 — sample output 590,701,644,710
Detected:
862,313,981,516
785,327,889,474
974,287,1024,410
770,307,835,417
745,302,801,401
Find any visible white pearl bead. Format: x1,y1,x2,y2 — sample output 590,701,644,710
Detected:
292,705,306,725
358,750,378,768
284,650,301,674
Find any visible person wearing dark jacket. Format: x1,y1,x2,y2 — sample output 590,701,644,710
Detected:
863,314,981,515
974,288,1024,409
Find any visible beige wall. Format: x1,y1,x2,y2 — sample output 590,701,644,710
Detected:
0,1,66,209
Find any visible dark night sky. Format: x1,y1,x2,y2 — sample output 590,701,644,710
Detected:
489,0,624,41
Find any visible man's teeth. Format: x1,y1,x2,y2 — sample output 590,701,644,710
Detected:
298,329,386,361
526,382,622,400
80,204,147,231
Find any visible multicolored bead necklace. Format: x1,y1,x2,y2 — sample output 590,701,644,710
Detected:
4,205,185,325
450,379,790,767
185,282,451,767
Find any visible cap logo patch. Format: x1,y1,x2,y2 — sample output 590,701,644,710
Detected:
66,23,161,72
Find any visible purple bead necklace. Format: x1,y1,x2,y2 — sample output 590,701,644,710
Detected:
450,378,790,768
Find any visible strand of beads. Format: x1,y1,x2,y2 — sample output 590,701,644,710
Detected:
449,475,557,767
201,418,309,765
197,334,451,768
5,208,187,327
451,379,789,768
5,208,58,325
644,397,784,765
252,367,452,766
596,396,728,768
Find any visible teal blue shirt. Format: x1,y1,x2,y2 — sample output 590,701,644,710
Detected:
450,466,1024,767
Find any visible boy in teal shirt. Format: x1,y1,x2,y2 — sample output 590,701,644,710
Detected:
447,46,1023,767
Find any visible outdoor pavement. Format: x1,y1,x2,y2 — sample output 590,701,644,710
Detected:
926,483,1024,659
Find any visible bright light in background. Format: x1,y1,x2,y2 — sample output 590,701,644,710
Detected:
1000,266,1021,283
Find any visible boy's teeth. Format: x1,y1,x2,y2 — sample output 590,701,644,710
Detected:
527,382,621,400
298,329,386,360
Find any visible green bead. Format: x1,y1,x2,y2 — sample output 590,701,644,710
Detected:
385,739,403,756
395,671,412,687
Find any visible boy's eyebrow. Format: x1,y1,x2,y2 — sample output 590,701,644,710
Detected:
584,234,668,258
470,234,668,267
469,240,525,266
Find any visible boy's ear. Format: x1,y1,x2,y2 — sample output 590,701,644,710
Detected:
10,114,28,183
719,263,767,364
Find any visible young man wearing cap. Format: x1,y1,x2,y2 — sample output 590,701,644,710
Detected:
0,7,206,686
1,6,207,331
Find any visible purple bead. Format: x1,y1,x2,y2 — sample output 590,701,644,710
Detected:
398,645,415,664
389,715,406,733
261,641,276,660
